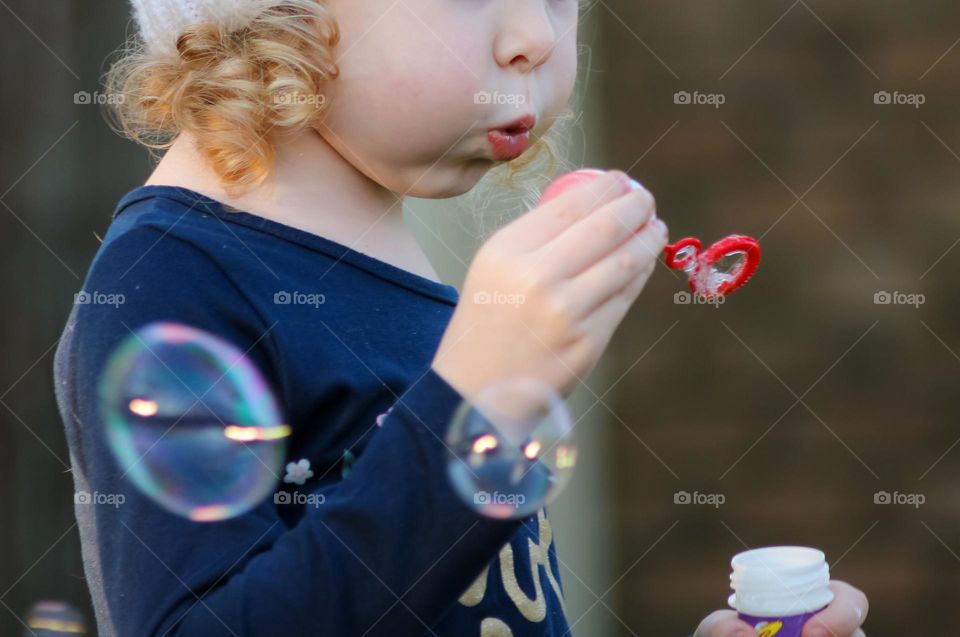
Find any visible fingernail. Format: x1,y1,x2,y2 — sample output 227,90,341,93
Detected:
806,627,828,637
628,178,657,218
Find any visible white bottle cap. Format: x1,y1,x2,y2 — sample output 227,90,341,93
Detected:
727,546,834,617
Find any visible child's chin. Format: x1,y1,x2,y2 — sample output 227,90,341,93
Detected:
404,161,493,199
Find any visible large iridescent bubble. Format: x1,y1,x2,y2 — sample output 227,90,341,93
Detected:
98,322,290,522
23,600,86,636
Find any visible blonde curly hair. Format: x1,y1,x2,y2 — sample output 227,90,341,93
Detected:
105,0,580,207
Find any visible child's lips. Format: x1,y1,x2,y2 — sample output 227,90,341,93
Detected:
487,128,531,161
486,114,536,161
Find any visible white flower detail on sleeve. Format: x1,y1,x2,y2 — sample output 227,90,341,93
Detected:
375,405,394,427
283,459,314,485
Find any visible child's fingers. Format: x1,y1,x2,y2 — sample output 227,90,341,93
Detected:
498,171,632,253
693,610,754,637
537,186,658,280
801,581,869,637
572,222,668,347
565,218,667,319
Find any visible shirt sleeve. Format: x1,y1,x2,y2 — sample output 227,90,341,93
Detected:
61,224,524,637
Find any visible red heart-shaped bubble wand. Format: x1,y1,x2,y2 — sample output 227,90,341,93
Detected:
539,169,761,298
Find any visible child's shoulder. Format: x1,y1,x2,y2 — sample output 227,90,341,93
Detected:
104,184,245,255
70,186,280,384
79,186,267,322
89,184,292,298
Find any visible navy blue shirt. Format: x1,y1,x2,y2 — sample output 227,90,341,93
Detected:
53,185,570,637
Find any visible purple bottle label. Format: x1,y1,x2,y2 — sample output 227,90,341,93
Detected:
737,605,827,637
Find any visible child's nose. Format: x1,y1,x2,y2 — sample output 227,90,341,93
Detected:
493,2,558,73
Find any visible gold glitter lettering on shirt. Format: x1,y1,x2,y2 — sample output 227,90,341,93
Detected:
457,509,567,624
480,617,514,636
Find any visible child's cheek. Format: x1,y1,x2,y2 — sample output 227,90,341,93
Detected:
386,54,485,130
555,32,579,102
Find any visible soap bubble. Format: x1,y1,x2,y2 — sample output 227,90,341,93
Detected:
23,600,86,636
696,250,748,295
445,378,577,519
99,321,290,522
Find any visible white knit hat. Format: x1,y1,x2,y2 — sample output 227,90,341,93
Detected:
129,0,276,57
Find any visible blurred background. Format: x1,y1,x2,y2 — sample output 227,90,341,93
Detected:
3,0,960,635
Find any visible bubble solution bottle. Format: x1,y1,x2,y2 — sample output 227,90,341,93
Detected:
727,546,834,637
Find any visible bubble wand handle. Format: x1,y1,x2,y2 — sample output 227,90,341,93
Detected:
539,169,762,298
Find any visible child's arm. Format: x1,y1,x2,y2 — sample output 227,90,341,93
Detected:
62,225,523,637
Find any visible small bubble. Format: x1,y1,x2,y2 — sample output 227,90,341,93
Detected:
445,378,576,519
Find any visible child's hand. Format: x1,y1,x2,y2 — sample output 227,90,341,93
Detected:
432,170,667,404
694,581,869,637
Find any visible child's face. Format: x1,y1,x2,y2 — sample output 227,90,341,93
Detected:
318,0,580,197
